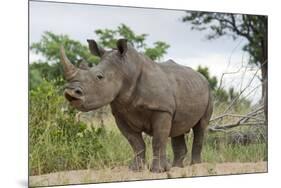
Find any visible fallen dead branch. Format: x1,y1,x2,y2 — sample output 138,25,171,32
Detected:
208,58,267,132
208,105,264,132
210,105,264,122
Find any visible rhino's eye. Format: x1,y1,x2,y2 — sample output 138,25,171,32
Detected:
96,73,104,80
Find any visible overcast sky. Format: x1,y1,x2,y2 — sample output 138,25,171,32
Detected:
29,0,261,103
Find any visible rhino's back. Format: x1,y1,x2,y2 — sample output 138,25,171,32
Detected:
158,60,210,136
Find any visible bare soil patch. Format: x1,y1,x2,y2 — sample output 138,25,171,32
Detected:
29,162,267,187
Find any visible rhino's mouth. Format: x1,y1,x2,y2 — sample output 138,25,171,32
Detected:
64,92,83,106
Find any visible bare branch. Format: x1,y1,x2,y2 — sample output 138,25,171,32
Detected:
208,127,227,133
210,111,264,122
210,122,264,131
216,39,245,91
209,105,264,131
218,61,265,117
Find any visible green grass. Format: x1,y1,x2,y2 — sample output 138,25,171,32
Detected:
30,120,266,176
202,140,266,163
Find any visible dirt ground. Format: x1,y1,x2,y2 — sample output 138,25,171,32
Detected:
29,162,267,187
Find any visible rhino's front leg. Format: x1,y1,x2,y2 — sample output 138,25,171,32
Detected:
151,112,172,173
114,116,146,171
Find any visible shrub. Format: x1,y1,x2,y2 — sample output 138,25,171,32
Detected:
29,80,104,175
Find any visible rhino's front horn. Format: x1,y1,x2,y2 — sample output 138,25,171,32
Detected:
60,45,78,80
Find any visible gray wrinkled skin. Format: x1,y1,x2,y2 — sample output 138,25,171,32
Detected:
60,39,213,173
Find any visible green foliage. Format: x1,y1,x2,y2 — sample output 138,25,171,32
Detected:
30,24,170,87
30,67,44,90
144,41,170,61
95,24,147,50
30,31,99,87
214,88,229,102
95,23,170,61
29,80,105,175
29,62,64,89
197,65,218,90
31,31,99,66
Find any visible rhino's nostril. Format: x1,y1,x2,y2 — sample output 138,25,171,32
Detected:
74,88,83,96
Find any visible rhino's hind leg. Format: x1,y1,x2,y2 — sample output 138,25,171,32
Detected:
171,134,187,167
191,122,205,164
191,95,213,164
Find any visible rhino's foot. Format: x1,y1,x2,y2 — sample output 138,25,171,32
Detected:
190,158,201,165
150,159,171,173
129,157,145,171
172,160,184,168
172,155,186,168
171,134,187,168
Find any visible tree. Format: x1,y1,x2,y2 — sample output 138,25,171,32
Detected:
31,31,99,66
30,31,99,87
94,24,170,61
95,24,147,50
182,13,267,120
197,65,218,90
144,41,170,61
30,24,170,87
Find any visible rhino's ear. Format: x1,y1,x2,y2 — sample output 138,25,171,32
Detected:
78,59,91,70
116,39,128,56
87,39,105,57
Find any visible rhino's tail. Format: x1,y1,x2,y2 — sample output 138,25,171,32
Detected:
200,85,214,129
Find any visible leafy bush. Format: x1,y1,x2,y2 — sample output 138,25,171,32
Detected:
29,80,104,175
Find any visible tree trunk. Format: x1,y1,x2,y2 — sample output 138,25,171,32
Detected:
261,62,268,122
261,18,268,123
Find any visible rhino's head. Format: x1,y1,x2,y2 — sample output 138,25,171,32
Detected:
60,39,132,112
